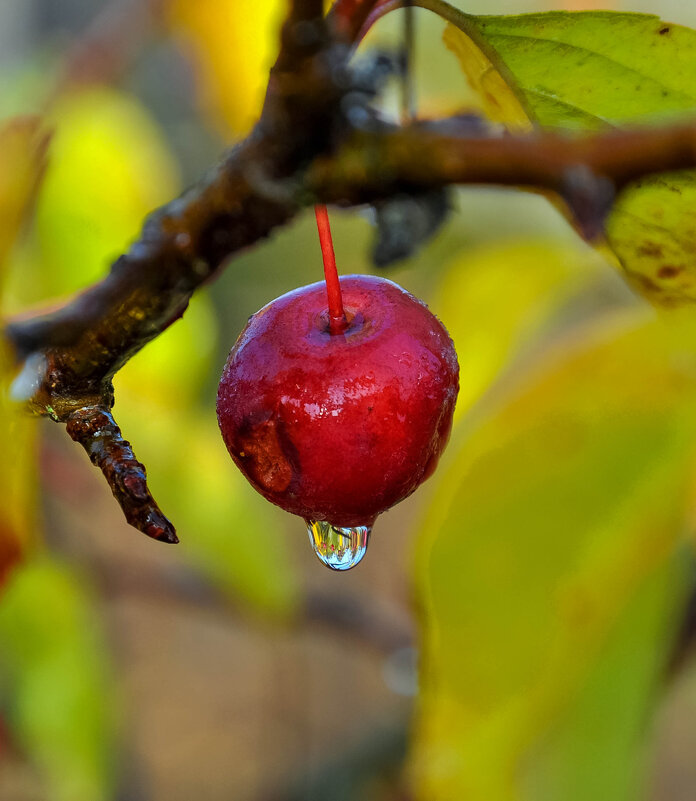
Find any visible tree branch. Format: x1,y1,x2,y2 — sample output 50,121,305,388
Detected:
6,0,696,543
307,119,696,199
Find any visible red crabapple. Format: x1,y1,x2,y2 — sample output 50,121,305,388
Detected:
216,209,459,570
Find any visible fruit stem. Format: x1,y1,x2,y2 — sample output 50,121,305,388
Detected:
314,204,348,335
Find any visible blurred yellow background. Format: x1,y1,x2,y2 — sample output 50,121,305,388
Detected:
3,1,696,800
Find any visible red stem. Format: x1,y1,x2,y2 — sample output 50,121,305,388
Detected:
314,204,348,334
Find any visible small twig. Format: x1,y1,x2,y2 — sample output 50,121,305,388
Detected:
65,406,177,543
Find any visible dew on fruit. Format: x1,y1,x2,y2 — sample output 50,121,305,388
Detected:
306,520,371,571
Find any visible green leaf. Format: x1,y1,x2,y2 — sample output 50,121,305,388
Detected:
0,559,117,801
445,11,696,131
522,551,689,801
411,311,696,801
439,9,696,305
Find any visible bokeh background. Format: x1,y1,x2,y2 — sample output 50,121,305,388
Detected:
4,1,696,800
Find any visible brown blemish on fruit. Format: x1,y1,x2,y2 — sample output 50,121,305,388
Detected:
659,26,671,35
236,418,294,493
658,265,683,279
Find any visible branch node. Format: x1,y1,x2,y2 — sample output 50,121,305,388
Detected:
561,164,616,243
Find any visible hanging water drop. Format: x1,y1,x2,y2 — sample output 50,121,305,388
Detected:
306,520,371,571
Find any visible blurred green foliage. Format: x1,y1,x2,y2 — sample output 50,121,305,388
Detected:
3,3,696,801
10,79,303,614
414,301,696,800
0,560,117,801
412,8,696,800
9,87,180,306
0,115,116,801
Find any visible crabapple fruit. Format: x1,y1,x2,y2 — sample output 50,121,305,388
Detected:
216,273,459,569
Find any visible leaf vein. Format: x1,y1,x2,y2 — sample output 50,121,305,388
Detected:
484,31,696,105
522,88,615,127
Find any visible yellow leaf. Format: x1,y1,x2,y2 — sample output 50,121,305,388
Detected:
0,117,46,584
605,171,696,306
411,310,696,800
432,239,616,418
443,24,533,133
8,87,180,308
0,117,48,280
165,0,285,137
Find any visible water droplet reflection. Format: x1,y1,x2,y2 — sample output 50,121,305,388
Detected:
306,520,371,571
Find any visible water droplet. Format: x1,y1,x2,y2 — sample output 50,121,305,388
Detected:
306,520,371,571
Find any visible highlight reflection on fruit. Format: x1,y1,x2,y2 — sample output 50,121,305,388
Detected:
216,207,459,570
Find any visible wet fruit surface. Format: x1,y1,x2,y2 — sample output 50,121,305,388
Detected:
217,274,459,528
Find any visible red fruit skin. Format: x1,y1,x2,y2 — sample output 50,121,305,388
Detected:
216,275,459,528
